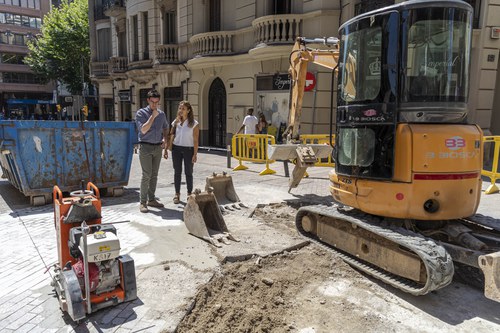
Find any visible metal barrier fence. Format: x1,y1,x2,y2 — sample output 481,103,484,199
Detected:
230,134,500,194
482,136,500,194
299,134,335,167
231,134,276,175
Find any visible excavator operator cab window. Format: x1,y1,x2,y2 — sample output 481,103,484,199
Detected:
338,128,375,168
340,27,382,102
403,7,471,105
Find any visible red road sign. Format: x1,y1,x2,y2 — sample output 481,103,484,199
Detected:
304,72,316,91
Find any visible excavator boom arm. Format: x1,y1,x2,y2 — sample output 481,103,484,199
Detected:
287,37,339,141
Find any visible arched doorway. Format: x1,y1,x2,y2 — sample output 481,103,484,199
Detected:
208,78,226,148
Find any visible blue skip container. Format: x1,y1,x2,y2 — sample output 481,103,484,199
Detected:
0,120,137,205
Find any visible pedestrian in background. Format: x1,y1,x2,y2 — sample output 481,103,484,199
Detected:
171,100,199,204
135,89,169,213
237,107,258,134
257,113,268,134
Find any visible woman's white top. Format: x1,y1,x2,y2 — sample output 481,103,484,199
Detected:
172,119,198,147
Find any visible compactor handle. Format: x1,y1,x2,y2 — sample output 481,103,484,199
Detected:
53,185,63,204
86,181,100,199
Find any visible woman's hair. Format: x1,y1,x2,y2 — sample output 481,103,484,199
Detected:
180,100,195,127
259,113,266,122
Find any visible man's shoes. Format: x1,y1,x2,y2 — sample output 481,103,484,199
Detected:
147,199,164,208
173,194,180,204
140,203,149,213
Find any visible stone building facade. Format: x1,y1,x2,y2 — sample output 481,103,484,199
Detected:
89,0,500,147
0,0,54,120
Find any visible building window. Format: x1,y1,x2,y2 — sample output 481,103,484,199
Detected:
0,12,42,28
1,72,44,84
1,53,25,64
163,10,176,44
12,33,25,45
142,12,149,59
132,15,139,61
139,88,149,108
0,32,29,45
354,1,394,15
118,30,126,57
462,0,481,28
269,0,291,15
97,28,111,61
104,98,114,121
209,0,220,32
164,86,182,121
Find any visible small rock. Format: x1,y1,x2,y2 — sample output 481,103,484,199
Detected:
319,300,326,304
262,277,274,286
274,296,285,305
163,264,170,271
228,286,236,292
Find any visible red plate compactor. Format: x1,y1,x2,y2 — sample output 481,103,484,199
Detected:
51,182,136,322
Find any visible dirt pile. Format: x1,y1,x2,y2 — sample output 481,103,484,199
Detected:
176,203,369,333
175,202,499,333
176,246,345,333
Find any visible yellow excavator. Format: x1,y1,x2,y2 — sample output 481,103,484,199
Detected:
270,0,500,301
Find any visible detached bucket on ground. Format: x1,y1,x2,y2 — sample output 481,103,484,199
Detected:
205,172,247,212
183,188,238,247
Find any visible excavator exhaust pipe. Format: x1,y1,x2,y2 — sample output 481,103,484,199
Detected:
183,188,238,247
205,172,247,212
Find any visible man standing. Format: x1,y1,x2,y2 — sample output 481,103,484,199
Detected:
237,107,258,134
135,89,169,213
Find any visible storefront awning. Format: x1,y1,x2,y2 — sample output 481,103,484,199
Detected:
6,99,56,105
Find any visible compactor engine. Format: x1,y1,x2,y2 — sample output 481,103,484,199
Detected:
51,183,136,322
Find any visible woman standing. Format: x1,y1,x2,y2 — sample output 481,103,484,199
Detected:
171,101,199,204
257,113,268,134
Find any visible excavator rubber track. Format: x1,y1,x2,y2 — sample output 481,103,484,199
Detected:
296,205,454,295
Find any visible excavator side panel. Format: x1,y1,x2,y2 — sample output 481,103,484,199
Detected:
331,123,482,220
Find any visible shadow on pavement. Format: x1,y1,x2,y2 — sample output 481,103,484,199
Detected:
0,179,32,210
286,193,334,208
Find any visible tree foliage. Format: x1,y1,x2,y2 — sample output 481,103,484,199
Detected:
25,0,89,95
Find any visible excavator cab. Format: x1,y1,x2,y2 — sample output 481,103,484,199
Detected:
331,1,482,220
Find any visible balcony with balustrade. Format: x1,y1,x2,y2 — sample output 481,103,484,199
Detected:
155,44,180,64
90,61,110,80
253,14,301,46
190,31,235,57
249,11,339,59
110,56,128,79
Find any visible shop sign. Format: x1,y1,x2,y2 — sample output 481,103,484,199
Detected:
272,74,291,90
118,90,130,101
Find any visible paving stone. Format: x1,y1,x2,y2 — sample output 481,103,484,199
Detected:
15,323,38,333
5,312,38,330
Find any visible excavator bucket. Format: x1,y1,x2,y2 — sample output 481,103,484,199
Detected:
268,144,333,191
205,172,247,212
183,189,238,247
